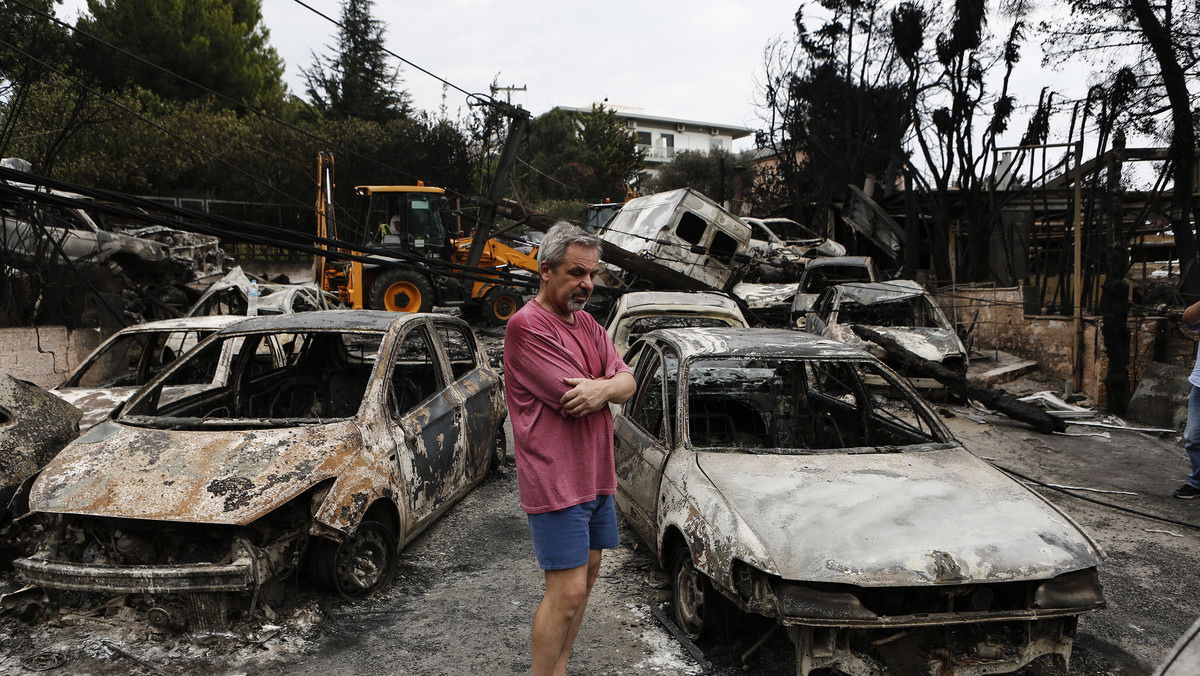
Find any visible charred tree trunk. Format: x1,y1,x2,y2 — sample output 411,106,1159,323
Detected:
1128,0,1198,300
851,325,1067,433
1100,134,1131,413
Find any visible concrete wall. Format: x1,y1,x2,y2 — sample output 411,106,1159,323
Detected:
0,326,102,390
935,284,1166,404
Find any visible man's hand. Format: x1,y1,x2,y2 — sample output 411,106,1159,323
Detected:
561,377,612,418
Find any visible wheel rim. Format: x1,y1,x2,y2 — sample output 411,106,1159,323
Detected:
673,558,706,640
492,295,518,320
383,281,422,312
331,522,393,599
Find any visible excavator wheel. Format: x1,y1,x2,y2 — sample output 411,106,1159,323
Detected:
369,269,434,313
481,286,524,325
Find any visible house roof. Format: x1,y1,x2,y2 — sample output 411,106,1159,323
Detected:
555,106,754,139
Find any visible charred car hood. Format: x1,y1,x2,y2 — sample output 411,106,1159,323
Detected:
29,421,363,526
695,447,1101,586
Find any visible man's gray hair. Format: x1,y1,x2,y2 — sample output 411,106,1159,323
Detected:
537,221,603,270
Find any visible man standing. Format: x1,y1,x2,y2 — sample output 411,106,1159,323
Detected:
503,222,636,675
1176,299,1200,499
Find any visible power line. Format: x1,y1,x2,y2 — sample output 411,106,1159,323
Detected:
289,0,491,105
9,0,449,191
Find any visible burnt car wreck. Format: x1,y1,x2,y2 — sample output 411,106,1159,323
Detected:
10,310,506,630
614,328,1105,675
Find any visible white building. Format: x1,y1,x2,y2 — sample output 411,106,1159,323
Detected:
557,105,755,177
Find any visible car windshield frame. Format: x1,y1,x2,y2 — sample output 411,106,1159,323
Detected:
119,327,388,429
677,353,953,455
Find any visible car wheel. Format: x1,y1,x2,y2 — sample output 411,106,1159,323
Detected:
480,286,523,325
670,547,721,641
369,269,434,313
489,426,507,472
313,519,397,600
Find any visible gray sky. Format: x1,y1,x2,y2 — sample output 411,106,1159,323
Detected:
54,1,1103,158
255,0,800,147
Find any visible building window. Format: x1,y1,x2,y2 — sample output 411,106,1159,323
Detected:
637,131,652,146
710,138,723,151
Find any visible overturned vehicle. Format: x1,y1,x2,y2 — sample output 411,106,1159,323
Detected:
614,328,1105,675
11,310,506,629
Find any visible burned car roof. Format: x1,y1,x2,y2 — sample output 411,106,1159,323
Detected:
640,326,867,360
830,278,929,304
615,290,743,312
208,308,412,333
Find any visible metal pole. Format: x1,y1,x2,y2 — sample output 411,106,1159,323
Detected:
1072,140,1084,392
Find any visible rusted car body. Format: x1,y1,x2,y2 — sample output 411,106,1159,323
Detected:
13,310,506,629
789,256,883,324
803,279,969,378
186,266,342,317
605,290,748,354
597,188,752,291
0,374,82,514
614,328,1105,675
51,315,268,430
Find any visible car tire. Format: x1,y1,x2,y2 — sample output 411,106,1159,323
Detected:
480,286,523,325
489,426,507,472
369,269,434,313
312,519,398,600
670,547,722,641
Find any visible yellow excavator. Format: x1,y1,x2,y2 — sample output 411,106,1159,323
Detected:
313,107,540,324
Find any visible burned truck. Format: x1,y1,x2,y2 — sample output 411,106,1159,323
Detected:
595,188,752,293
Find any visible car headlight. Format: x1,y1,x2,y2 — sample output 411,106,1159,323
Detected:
1033,568,1105,610
732,560,779,602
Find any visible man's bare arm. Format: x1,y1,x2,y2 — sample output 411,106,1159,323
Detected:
1185,300,1200,328
560,372,637,418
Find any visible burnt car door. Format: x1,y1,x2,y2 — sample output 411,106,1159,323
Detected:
432,319,500,478
385,323,463,532
614,341,677,546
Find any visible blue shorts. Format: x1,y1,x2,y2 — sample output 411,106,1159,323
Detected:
527,495,619,570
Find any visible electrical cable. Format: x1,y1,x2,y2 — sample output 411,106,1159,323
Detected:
991,462,1200,532
12,0,471,190
289,0,487,104
8,0,522,237
0,168,540,290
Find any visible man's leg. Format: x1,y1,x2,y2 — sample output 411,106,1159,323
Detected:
549,549,602,676
531,554,595,676
1186,386,1200,488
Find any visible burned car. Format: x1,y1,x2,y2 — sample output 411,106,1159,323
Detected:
186,266,342,317
605,290,748,354
801,279,968,379
790,255,882,324
1,373,82,516
13,310,506,628
51,315,276,430
614,328,1105,675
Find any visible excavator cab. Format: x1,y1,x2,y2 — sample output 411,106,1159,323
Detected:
357,185,450,259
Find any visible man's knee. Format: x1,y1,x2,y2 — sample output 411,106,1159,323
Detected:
545,568,591,614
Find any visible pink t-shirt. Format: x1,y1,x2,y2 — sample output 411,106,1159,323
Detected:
503,300,632,514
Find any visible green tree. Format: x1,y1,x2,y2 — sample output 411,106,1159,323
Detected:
0,0,75,165
520,105,644,203
646,148,756,206
76,0,285,111
302,0,410,122
575,104,644,201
